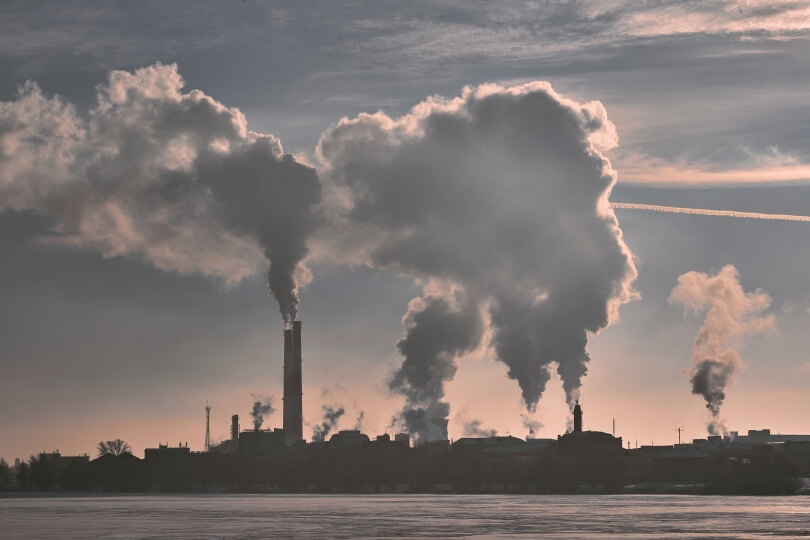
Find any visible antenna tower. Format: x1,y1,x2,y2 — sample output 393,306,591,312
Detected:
204,401,212,452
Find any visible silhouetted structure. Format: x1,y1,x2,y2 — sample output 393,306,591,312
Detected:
283,321,303,444
204,402,211,452
557,401,623,456
240,429,286,456
231,415,239,443
10,391,810,495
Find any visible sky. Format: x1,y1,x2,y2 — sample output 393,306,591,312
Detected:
2,0,810,461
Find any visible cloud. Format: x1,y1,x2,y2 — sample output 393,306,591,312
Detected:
317,81,638,419
0,63,321,322
613,153,810,186
669,264,775,435
621,1,810,38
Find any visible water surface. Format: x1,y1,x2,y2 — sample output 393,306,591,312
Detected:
1,494,808,539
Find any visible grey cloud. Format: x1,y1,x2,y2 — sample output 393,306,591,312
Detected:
318,82,638,415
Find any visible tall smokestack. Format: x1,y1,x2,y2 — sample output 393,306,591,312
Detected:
573,401,582,433
231,414,239,441
283,321,303,444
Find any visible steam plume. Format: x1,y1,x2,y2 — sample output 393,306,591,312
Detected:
388,289,483,444
521,413,542,438
318,81,637,415
0,63,321,323
312,405,345,442
669,265,774,435
250,396,275,431
462,419,497,438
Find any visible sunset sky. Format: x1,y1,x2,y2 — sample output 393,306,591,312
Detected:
2,1,810,461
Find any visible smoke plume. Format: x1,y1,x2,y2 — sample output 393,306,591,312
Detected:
388,289,484,444
354,411,365,431
462,419,497,438
669,265,774,435
4,67,642,428
0,63,321,323
312,405,345,442
521,413,543,438
318,81,637,418
250,396,275,431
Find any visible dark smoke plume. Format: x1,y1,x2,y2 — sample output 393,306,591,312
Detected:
354,411,365,431
669,265,774,435
250,396,275,431
312,405,345,442
388,289,483,444
318,81,638,420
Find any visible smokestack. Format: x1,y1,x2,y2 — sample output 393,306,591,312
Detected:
283,321,303,444
231,414,239,441
573,401,582,433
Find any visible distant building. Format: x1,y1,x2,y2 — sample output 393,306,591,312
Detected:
239,429,286,456
37,452,90,488
557,401,623,456
38,451,89,473
144,443,191,461
653,445,715,481
394,433,411,447
328,430,370,450
452,436,555,462
452,435,525,453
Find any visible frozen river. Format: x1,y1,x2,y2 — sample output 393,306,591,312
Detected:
1,493,809,539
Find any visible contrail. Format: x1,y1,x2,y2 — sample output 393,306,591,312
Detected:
612,202,810,223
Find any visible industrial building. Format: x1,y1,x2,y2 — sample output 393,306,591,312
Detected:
556,400,623,456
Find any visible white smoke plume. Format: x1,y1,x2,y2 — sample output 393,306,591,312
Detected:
461,418,498,438
669,265,774,435
0,63,321,323
317,81,638,422
521,412,543,439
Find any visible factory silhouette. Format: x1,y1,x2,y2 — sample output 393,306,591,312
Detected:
5,320,810,495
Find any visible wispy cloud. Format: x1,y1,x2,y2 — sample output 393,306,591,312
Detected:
614,153,810,186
